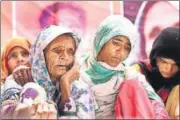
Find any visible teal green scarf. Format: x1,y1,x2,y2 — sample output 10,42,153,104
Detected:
86,58,124,84
85,15,135,85
84,15,163,103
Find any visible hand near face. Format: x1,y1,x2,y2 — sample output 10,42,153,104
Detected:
60,64,80,103
13,64,34,86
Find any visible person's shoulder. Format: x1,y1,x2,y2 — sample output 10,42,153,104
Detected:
130,63,141,72
131,59,153,73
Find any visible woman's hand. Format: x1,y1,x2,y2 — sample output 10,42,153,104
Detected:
1,99,18,119
13,63,34,86
31,102,57,119
60,64,80,103
13,101,57,119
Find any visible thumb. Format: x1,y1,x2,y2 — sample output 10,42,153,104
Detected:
13,103,29,117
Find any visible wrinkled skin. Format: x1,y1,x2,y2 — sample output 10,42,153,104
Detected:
44,34,76,84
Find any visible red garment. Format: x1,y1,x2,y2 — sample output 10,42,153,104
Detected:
115,80,155,119
150,100,169,119
157,88,170,103
115,80,170,119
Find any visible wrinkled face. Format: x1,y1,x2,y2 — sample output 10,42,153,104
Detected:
156,57,179,78
7,47,30,74
97,35,131,67
44,34,76,82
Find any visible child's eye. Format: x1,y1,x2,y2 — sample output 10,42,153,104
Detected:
22,51,29,57
8,53,17,59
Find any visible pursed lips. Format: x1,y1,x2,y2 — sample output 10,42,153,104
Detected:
56,65,67,68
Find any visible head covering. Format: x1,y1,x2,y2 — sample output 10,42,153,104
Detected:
1,37,31,83
140,27,180,93
85,15,139,84
30,25,80,99
150,27,180,68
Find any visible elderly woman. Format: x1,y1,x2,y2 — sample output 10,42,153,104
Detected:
29,25,95,119
1,25,95,119
59,15,168,119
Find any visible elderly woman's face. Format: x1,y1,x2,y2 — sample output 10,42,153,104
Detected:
97,35,131,67
44,34,76,80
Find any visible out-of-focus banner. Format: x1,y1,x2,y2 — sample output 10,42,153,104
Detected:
1,1,179,63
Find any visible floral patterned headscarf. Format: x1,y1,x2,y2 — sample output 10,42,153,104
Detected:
30,25,80,99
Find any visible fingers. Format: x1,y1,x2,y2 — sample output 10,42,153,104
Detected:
13,69,25,85
21,69,28,85
13,70,22,85
1,99,18,118
1,99,18,107
34,102,57,119
41,102,49,118
47,104,57,119
13,103,31,119
1,104,16,119
13,68,34,86
27,68,34,82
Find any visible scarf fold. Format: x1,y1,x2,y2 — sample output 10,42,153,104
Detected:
83,15,163,102
86,57,124,85
84,15,137,85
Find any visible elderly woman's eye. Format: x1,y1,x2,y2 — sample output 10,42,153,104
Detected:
68,49,75,55
52,48,60,54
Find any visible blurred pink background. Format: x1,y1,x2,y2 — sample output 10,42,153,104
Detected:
1,1,179,64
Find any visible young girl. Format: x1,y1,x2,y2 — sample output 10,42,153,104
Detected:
1,37,32,100
1,37,33,119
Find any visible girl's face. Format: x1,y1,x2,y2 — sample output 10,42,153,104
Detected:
156,57,179,78
7,47,30,73
97,35,131,67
